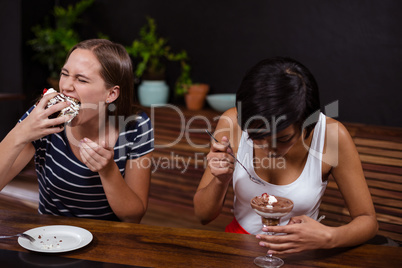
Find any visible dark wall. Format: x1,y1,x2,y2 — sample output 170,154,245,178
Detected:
0,0,24,139
3,0,402,131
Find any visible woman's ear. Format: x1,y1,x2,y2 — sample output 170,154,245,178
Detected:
106,86,120,103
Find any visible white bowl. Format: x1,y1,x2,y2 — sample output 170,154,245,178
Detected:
206,94,236,112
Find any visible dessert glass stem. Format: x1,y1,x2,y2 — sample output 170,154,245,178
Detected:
263,224,275,258
254,217,284,268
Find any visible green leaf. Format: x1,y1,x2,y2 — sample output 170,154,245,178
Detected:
28,0,96,78
125,16,193,95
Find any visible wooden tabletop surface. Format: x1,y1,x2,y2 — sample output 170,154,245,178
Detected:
0,209,401,267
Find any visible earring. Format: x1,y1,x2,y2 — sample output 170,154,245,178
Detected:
106,100,110,104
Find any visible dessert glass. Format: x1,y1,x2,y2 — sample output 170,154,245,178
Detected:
250,195,294,268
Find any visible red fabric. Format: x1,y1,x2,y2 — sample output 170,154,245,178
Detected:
225,217,250,234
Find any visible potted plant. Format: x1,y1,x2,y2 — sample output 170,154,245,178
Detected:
28,0,94,89
175,61,209,110
184,83,210,110
125,17,189,107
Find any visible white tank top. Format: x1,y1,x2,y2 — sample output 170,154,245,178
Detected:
232,113,328,234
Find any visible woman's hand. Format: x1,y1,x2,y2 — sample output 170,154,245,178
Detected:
256,215,333,254
79,138,115,173
16,93,71,143
206,136,235,184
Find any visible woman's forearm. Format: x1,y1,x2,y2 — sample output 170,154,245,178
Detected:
99,163,149,223
193,176,231,225
327,215,378,248
0,125,33,188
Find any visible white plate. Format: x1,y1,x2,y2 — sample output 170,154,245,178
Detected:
18,225,93,253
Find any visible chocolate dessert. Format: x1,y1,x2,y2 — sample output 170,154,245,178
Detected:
250,193,294,226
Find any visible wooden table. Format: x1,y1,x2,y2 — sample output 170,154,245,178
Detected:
0,209,400,267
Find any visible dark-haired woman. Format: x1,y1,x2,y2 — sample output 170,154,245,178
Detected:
0,39,154,223
194,57,377,254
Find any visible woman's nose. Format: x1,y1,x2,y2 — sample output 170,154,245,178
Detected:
60,77,74,93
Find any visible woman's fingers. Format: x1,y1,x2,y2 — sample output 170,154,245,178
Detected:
36,92,58,109
79,138,114,172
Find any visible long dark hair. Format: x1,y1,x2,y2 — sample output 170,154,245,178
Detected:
236,57,321,139
66,39,139,123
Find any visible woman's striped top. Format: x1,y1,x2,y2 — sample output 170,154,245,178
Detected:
19,106,154,221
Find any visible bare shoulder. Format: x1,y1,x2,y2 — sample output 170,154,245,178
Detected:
217,107,238,126
325,117,354,144
323,117,357,169
214,107,242,151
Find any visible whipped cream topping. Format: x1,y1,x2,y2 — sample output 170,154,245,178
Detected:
43,88,57,95
260,193,278,208
267,195,277,206
265,195,277,209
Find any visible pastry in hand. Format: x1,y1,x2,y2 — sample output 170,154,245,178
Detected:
43,88,80,125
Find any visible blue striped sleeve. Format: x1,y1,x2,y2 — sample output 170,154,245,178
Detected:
126,112,154,160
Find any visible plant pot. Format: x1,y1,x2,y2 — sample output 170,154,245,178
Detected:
185,84,209,110
187,84,209,96
138,80,169,107
185,94,206,110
